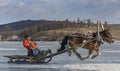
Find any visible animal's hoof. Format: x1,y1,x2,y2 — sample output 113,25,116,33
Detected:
91,56,96,59
68,51,72,57
81,59,84,61
68,53,71,56
81,58,88,61
68,55,71,57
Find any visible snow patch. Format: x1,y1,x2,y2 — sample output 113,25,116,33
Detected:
102,51,120,53
0,64,120,71
63,64,120,71
0,48,18,50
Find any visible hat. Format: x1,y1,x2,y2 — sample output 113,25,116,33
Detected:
24,35,30,39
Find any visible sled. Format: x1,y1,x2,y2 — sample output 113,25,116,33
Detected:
4,49,52,64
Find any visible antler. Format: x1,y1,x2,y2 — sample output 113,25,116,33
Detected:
97,21,104,31
97,20,105,40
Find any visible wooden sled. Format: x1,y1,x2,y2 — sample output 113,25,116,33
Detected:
4,49,52,64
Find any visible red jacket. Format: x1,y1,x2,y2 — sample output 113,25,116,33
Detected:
23,39,37,51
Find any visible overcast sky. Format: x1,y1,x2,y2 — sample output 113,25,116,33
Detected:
0,0,120,24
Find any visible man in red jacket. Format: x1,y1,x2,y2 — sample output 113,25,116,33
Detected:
23,35,40,56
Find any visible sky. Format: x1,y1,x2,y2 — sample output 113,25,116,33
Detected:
0,0,120,25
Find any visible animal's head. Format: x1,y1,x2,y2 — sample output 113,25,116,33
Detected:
101,29,114,44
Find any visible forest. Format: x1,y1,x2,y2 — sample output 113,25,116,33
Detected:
0,18,108,41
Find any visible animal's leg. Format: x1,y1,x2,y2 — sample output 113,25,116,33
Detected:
91,49,101,59
66,41,72,56
73,48,82,61
67,46,72,56
81,49,93,60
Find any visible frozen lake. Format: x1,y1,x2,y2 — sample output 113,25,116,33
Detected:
0,41,120,71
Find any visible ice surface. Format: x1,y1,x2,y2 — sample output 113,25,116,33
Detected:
0,41,120,71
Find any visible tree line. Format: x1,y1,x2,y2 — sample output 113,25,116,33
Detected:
19,18,108,41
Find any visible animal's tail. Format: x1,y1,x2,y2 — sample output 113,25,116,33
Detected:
57,35,69,52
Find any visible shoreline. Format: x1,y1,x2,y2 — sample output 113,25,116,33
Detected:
0,40,120,42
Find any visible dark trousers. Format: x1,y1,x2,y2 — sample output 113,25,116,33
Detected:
28,49,42,56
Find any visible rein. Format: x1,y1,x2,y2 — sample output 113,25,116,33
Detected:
101,37,113,40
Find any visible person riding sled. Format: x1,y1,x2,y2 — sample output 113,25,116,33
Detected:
23,35,51,57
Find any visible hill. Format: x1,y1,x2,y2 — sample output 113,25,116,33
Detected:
0,20,50,32
0,19,119,41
